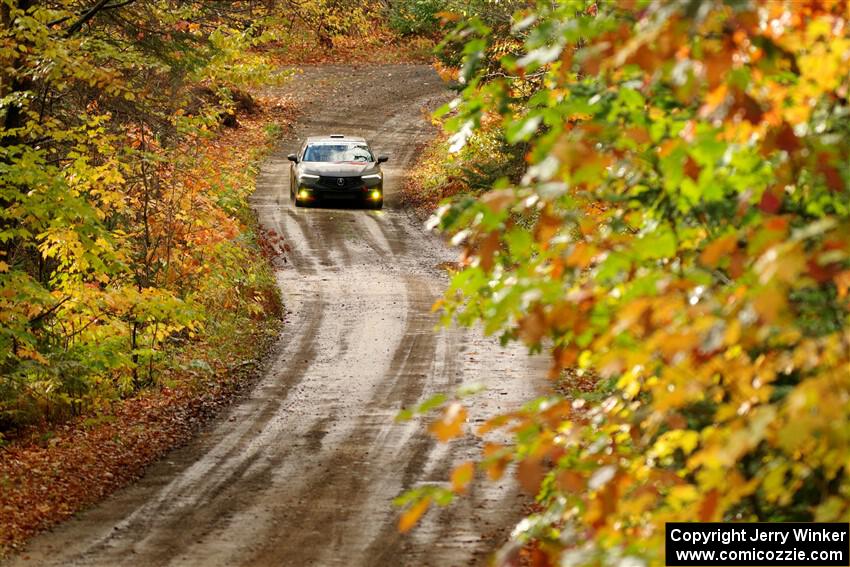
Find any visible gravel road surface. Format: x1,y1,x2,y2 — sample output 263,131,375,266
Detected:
6,64,545,567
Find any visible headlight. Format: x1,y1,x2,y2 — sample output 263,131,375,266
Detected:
362,173,382,180
299,173,319,181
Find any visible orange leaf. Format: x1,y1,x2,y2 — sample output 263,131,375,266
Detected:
585,473,620,529
535,211,561,246
517,458,545,493
518,306,547,345
701,83,729,116
477,413,512,435
529,547,554,567
429,403,467,442
703,49,734,87
731,90,764,123
699,489,720,521
625,126,650,144
700,234,737,267
729,249,747,278
665,412,688,430
556,470,585,493
480,189,514,213
566,242,596,268
683,156,700,180
450,462,475,493
478,231,500,272
486,459,508,481
398,496,431,533
764,216,788,232
484,442,510,480
656,331,699,362
626,43,657,71
770,122,800,153
548,345,579,378
436,11,461,22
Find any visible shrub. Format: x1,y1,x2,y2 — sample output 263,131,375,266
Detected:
387,0,443,36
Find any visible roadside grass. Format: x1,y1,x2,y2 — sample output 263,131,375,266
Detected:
0,95,295,557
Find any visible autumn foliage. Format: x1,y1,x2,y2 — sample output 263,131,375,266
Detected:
0,2,285,432
401,0,850,564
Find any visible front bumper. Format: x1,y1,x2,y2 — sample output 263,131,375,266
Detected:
297,179,382,202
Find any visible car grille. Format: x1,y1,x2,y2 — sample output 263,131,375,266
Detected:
318,176,363,190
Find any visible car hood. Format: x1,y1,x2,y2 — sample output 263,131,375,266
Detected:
301,162,380,177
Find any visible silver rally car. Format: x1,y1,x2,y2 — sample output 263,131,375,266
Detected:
288,134,387,209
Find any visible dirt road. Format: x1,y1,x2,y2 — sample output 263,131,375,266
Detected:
7,65,545,567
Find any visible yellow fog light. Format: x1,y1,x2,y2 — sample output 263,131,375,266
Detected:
371,190,381,200
299,189,310,199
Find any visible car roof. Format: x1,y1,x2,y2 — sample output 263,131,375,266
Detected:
305,135,367,144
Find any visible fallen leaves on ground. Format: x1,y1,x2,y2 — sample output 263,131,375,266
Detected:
267,29,436,66
0,96,294,557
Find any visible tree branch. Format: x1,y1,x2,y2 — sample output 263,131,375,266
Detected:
28,296,71,327
63,0,138,36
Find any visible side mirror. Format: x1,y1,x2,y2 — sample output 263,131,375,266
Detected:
287,153,298,163
377,155,389,164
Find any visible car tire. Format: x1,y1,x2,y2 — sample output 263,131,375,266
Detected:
370,200,383,210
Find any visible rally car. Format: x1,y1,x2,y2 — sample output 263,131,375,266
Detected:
288,134,387,209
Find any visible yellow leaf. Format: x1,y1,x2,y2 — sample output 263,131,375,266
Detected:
668,484,700,509
652,429,700,459
654,331,699,361
762,462,789,503
835,270,850,298
752,286,786,324
19,346,48,365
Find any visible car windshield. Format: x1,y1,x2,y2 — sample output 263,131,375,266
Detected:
303,143,373,163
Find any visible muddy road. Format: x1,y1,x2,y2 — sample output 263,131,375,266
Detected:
8,65,546,567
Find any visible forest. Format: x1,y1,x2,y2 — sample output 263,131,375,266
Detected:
401,1,850,565
3,0,850,565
